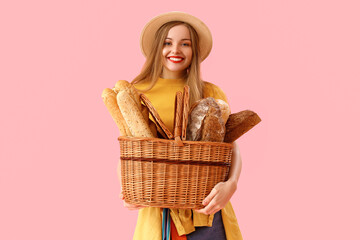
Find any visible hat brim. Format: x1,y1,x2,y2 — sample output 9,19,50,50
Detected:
140,11,213,62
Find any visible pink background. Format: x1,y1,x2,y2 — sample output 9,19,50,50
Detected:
1,0,359,239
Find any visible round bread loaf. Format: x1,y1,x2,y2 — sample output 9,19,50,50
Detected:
186,97,225,142
215,99,231,124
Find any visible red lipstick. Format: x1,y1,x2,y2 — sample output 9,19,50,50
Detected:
168,56,184,63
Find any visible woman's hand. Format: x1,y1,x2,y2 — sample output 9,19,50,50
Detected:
119,192,145,210
195,179,237,215
196,141,242,215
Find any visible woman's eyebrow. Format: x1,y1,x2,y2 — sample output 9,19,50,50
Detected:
166,38,191,41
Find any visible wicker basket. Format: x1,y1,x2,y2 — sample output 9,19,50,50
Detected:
118,89,232,209
118,136,232,209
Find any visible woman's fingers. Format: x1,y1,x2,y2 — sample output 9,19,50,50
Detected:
196,186,222,215
119,192,125,200
120,195,144,210
195,201,219,215
202,185,219,206
196,181,235,215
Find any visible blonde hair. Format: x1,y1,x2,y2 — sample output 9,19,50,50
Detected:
131,21,204,106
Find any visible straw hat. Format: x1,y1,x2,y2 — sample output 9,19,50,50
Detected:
140,11,213,62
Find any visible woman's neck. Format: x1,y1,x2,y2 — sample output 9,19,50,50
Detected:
161,68,187,79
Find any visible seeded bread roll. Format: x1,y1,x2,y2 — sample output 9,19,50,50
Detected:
114,80,142,109
114,80,151,128
116,90,154,138
186,97,225,142
224,110,261,143
101,88,132,136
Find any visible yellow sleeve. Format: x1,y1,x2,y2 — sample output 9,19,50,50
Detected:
221,202,243,240
133,207,162,240
203,81,229,104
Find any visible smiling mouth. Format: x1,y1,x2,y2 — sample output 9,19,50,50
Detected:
168,57,184,63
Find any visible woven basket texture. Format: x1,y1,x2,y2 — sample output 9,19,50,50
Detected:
118,136,233,209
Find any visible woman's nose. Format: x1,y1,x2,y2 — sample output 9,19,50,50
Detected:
171,44,180,53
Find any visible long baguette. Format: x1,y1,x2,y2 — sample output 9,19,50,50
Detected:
101,88,132,136
114,80,142,110
117,90,154,138
114,80,150,127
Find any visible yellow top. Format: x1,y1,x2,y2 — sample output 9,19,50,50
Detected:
129,78,243,240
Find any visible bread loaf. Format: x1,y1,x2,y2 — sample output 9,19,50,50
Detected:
114,80,150,121
215,99,231,124
114,80,142,108
200,98,225,142
186,97,225,142
116,90,155,138
186,99,206,141
101,88,132,136
224,110,261,143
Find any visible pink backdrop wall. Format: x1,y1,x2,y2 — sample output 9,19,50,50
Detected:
1,0,359,239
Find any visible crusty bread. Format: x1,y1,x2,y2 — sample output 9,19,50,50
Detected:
117,90,154,138
186,99,206,141
114,80,150,121
186,97,225,142
101,88,132,136
200,98,225,142
224,110,261,143
114,80,141,108
215,99,231,124
114,80,156,135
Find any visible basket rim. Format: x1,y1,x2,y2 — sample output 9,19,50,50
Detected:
117,136,233,148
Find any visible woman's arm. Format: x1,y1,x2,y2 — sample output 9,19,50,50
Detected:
195,140,242,215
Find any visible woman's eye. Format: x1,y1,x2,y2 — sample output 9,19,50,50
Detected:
164,42,171,46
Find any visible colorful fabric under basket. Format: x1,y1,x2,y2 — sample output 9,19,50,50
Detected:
118,136,233,209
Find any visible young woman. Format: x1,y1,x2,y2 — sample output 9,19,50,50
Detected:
121,12,243,240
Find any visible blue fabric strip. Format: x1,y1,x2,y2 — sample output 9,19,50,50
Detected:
162,208,166,240
162,208,171,240
166,209,170,239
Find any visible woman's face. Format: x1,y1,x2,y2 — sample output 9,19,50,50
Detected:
161,24,193,79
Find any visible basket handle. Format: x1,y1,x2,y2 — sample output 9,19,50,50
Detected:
181,85,190,141
140,94,174,139
174,91,184,146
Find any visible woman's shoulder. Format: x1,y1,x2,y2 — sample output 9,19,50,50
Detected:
132,80,149,90
203,81,228,103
